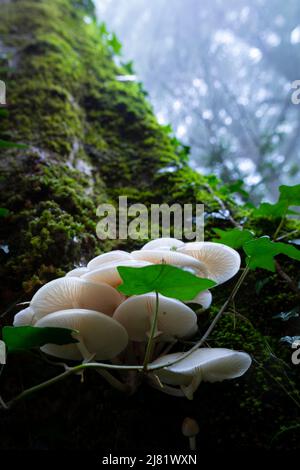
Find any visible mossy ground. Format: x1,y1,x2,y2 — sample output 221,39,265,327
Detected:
0,0,299,451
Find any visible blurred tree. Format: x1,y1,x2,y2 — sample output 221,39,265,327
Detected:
98,0,300,202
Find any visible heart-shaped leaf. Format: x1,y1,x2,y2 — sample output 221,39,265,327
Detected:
213,228,254,249
244,237,300,272
117,264,216,301
279,184,300,207
2,326,79,353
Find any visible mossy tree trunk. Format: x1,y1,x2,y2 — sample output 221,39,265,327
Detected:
0,0,299,451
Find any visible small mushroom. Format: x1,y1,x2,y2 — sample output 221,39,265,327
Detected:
30,277,122,322
182,417,199,451
131,250,208,277
141,237,185,251
66,267,89,278
13,306,35,326
150,348,252,399
87,250,132,271
35,309,129,361
113,293,197,342
178,242,240,284
83,260,151,287
185,290,212,310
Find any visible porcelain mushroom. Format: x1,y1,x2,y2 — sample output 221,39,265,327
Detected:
82,260,152,287
141,237,185,251
178,242,241,284
87,250,133,271
35,309,128,361
66,267,89,278
113,293,197,342
13,306,35,326
30,277,122,322
186,290,212,310
131,250,208,277
150,348,252,399
182,417,199,451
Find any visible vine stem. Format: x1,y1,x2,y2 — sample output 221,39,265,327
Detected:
273,214,286,240
143,291,159,371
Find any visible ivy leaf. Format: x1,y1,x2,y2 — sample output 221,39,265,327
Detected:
253,184,300,219
0,340,6,364
252,201,288,219
117,264,216,301
0,108,8,118
279,184,300,207
212,228,254,249
108,33,122,55
2,326,79,353
244,237,300,272
0,207,9,217
0,139,27,149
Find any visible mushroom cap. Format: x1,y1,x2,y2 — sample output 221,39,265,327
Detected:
36,309,128,360
87,250,132,271
141,237,185,251
83,260,152,287
13,306,35,326
178,242,240,284
182,417,200,437
30,277,122,321
150,348,252,385
186,290,212,310
113,293,197,342
131,250,208,277
66,267,89,278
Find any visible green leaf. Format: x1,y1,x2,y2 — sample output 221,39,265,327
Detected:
0,340,6,364
244,237,300,272
279,184,300,207
0,207,9,217
0,139,27,149
212,228,254,249
2,326,79,353
0,108,8,118
252,201,287,219
108,33,122,55
117,264,216,301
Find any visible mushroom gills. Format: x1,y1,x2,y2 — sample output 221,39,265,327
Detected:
35,309,128,361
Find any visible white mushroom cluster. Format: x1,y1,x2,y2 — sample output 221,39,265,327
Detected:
13,237,251,397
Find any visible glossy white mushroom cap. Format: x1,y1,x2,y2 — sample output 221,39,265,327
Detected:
141,238,185,251
178,242,240,284
13,306,35,326
30,277,122,321
35,309,128,361
150,348,252,386
113,293,197,342
131,250,208,277
186,290,212,310
82,260,152,287
66,267,89,278
87,250,132,271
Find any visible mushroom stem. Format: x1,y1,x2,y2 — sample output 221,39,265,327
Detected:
95,369,130,393
143,291,160,371
189,436,196,451
146,375,185,397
